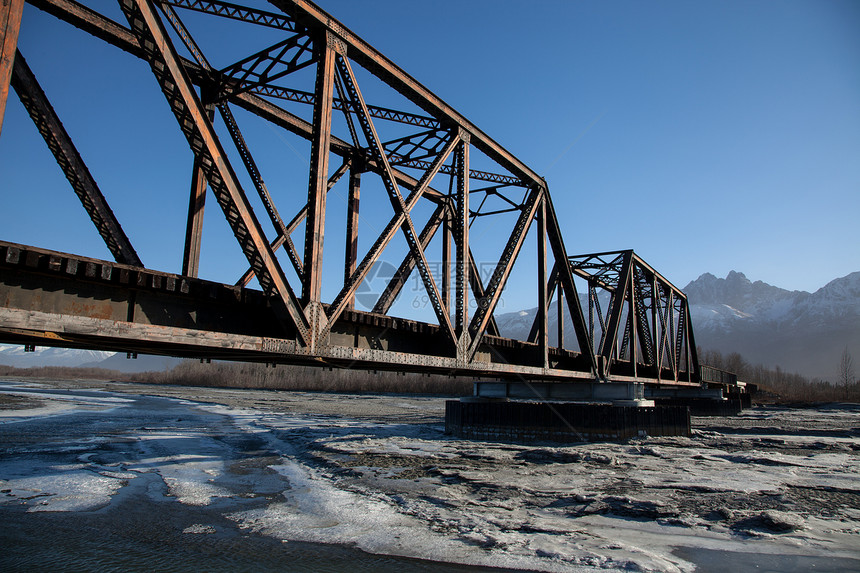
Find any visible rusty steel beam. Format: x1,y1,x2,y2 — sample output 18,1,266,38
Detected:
251,85,442,129
333,53,457,345
324,128,459,339
236,159,350,287
454,137,470,346
301,31,336,309
343,163,361,310
0,0,24,136
163,0,298,31
556,280,564,349
11,50,143,267
301,31,337,344
441,206,451,311
544,193,595,371
371,202,445,315
167,5,210,278
181,124,210,277
467,187,542,360
536,197,548,368
267,0,541,189
118,0,310,344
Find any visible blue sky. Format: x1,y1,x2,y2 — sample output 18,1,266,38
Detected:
2,0,858,320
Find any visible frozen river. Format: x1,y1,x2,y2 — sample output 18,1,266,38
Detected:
1,378,859,572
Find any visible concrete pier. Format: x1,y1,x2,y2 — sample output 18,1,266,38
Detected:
473,381,655,407
646,385,752,416
445,400,691,443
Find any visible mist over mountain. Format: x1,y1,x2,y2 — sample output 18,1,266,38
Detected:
493,270,860,381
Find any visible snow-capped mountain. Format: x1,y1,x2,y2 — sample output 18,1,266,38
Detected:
683,271,860,380
493,271,860,381
0,345,183,373
0,345,116,369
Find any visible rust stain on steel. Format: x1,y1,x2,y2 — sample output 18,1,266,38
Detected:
0,0,24,136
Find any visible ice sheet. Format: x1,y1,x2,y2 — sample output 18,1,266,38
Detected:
2,384,859,572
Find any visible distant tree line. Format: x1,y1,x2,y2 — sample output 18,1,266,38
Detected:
698,347,859,403
0,364,131,381
3,348,858,403
0,360,473,395
132,360,475,396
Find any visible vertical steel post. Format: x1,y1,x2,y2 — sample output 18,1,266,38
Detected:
628,276,637,377
182,103,214,278
302,31,336,308
557,281,564,350
344,160,361,309
0,0,23,137
442,206,451,312
686,302,701,382
651,277,659,379
181,159,207,277
454,135,470,346
536,197,548,368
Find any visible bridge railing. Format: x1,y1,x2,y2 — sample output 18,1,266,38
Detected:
699,365,738,386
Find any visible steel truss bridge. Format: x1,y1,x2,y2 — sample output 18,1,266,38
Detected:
0,0,702,388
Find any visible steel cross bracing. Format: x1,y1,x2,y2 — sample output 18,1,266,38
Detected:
0,0,702,385
566,250,701,383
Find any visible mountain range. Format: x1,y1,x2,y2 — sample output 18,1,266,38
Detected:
1,271,857,381
683,270,860,380
0,345,182,373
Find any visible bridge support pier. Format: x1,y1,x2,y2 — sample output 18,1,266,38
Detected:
446,380,693,443
646,386,724,400
445,397,690,443
646,386,747,416
473,380,655,407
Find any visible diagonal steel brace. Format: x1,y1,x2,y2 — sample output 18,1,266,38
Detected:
119,0,310,345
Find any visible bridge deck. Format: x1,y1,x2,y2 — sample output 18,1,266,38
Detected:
0,240,697,386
